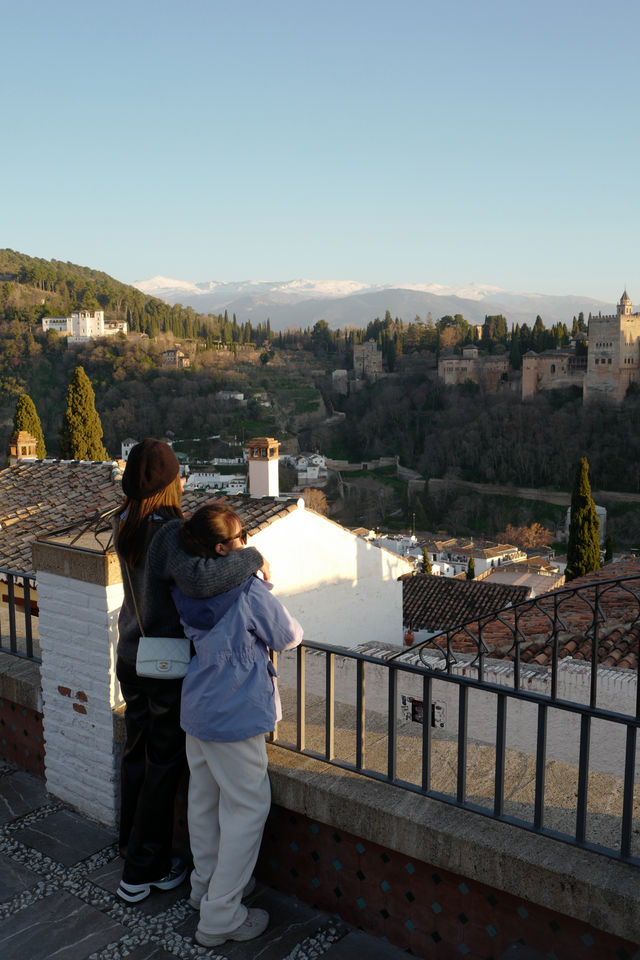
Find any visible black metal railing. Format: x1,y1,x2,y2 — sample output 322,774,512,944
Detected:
0,567,39,662
270,573,640,866
0,507,120,665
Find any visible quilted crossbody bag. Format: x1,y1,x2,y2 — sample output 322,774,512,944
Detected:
125,567,191,679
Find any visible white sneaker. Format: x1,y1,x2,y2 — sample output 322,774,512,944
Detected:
117,857,187,903
195,907,269,947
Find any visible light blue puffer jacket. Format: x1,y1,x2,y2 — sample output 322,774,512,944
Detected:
173,576,303,742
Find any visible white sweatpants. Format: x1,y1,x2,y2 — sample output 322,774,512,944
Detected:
185,732,271,935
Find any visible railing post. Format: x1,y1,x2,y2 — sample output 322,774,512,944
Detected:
356,659,365,770
387,664,397,781
534,703,548,830
297,645,306,752
325,651,334,761
457,684,468,803
7,574,17,651
494,693,507,817
422,674,432,792
576,715,591,844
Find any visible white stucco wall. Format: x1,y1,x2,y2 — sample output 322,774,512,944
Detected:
248,503,414,649
36,569,124,826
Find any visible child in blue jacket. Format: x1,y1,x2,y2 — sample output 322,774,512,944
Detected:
172,504,303,949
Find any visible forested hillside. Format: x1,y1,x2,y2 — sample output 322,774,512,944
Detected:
0,250,330,457
0,248,275,344
2,249,640,542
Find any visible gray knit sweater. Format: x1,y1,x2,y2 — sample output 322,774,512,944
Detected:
116,517,263,663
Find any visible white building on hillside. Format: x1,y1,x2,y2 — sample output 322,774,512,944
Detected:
42,310,127,342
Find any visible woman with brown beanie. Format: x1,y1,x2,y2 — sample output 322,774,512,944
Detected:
114,438,266,904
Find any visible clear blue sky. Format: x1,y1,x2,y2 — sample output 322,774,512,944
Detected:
3,0,639,300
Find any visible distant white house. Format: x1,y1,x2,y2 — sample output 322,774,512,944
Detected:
120,438,138,461
373,533,421,565
294,452,327,484
216,391,245,403
161,348,191,368
426,537,525,577
184,472,247,494
42,310,127,342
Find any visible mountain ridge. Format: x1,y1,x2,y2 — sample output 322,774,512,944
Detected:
132,275,613,330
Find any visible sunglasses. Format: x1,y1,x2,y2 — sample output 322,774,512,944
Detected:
221,527,247,544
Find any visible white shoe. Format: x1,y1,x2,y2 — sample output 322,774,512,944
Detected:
117,857,187,903
195,907,269,947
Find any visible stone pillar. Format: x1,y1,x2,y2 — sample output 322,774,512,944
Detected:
32,540,124,826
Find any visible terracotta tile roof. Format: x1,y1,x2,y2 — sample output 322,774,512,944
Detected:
0,461,302,576
0,460,124,573
182,492,299,535
429,536,519,559
482,569,565,595
402,574,531,632
443,559,640,672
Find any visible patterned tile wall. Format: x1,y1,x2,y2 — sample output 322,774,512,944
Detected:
0,697,44,777
257,804,638,960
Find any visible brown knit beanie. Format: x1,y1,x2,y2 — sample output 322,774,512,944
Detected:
122,439,180,499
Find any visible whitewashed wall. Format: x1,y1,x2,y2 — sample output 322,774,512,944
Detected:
37,568,124,825
249,503,414,650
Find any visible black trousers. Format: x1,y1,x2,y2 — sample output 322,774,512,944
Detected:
116,656,187,884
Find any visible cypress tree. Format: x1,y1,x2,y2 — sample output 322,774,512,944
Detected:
13,394,46,458
509,325,522,370
60,365,108,461
421,548,432,574
565,457,601,581
466,557,475,580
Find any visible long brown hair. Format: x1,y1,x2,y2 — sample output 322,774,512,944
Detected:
117,474,184,567
178,504,244,559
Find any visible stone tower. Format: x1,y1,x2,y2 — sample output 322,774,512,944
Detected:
247,437,280,497
583,291,640,404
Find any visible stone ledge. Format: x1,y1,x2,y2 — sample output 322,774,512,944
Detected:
32,541,122,587
266,743,640,944
0,651,41,710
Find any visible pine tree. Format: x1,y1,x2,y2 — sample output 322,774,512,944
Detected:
565,457,601,581
60,366,108,461
466,557,475,580
13,394,46,458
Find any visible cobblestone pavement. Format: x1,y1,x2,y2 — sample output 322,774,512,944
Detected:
0,761,413,960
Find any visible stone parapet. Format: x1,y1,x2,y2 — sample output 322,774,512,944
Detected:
266,744,640,946
32,539,122,587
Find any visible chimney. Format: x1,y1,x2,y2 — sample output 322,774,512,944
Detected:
8,430,38,465
247,437,279,498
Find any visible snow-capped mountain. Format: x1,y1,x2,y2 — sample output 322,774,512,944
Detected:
132,276,612,331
